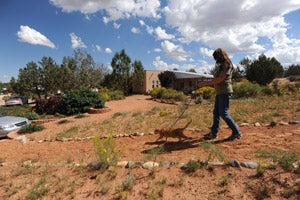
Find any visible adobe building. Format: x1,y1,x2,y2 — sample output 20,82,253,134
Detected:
132,70,213,94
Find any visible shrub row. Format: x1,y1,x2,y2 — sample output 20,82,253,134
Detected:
35,88,106,116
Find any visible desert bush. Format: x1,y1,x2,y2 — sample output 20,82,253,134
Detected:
149,87,167,99
61,88,106,115
98,87,110,101
260,86,273,96
161,89,186,102
233,81,261,98
108,90,125,100
196,86,215,99
150,87,187,102
93,133,119,171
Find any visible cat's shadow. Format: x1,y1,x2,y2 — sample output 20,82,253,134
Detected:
142,138,228,154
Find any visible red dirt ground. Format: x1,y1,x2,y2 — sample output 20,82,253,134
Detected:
0,95,299,200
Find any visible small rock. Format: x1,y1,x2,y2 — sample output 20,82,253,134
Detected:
289,120,300,124
22,160,32,167
209,161,225,166
87,161,101,170
240,161,258,169
240,123,250,127
137,132,144,136
117,161,128,167
254,122,261,127
126,161,135,168
142,161,159,169
230,159,241,168
279,121,289,126
180,163,188,170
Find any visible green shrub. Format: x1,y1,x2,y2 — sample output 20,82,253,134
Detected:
233,81,261,98
61,88,106,115
108,90,125,100
149,87,167,99
196,86,215,99
18,124,45,134
261,86,273,96
149,87,187,102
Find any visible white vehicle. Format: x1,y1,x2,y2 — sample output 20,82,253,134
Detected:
0,113,30,138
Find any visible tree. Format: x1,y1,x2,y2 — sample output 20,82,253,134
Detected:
111,49,132,95
285,64,300,77
158,71,176,88
11,61,43,98
245,54,283,85
187,68,196,73
39,56,60,98
232,66,244,81
132,60,144,88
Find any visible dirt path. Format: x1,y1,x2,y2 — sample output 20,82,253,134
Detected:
0,94,299,200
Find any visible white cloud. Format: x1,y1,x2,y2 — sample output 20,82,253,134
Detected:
105,48,112,54
153,56,179,70
154,26,175,40
17,25,56,48
199,48,214,58
131,27,140,34
50,0,161,21
164,0,300,65
70,33,86,49
96,45,102,52
139,20,145,26
113,22,121,29
161,40,190,62
154,48,161,52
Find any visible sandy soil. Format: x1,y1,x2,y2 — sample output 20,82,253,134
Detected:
0,95,299,200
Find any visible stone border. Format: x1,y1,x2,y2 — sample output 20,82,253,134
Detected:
31,118,59,124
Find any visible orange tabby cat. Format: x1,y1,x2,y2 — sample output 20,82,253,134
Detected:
154,120,192,142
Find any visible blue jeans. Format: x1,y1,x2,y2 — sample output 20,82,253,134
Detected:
211,94,241,136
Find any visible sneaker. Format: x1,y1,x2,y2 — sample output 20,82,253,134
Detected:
204,132,218,140
226,134,242,141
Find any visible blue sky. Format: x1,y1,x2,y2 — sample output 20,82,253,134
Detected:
1,0,300,83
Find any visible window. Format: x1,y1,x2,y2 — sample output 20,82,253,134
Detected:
152,80,155,88
156,80,159,87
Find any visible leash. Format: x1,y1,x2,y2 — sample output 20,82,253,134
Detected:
169,96,193,128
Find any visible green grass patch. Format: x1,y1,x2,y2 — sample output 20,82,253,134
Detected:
18,124,45,134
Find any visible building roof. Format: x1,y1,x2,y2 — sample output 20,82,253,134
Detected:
168,70,213,79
